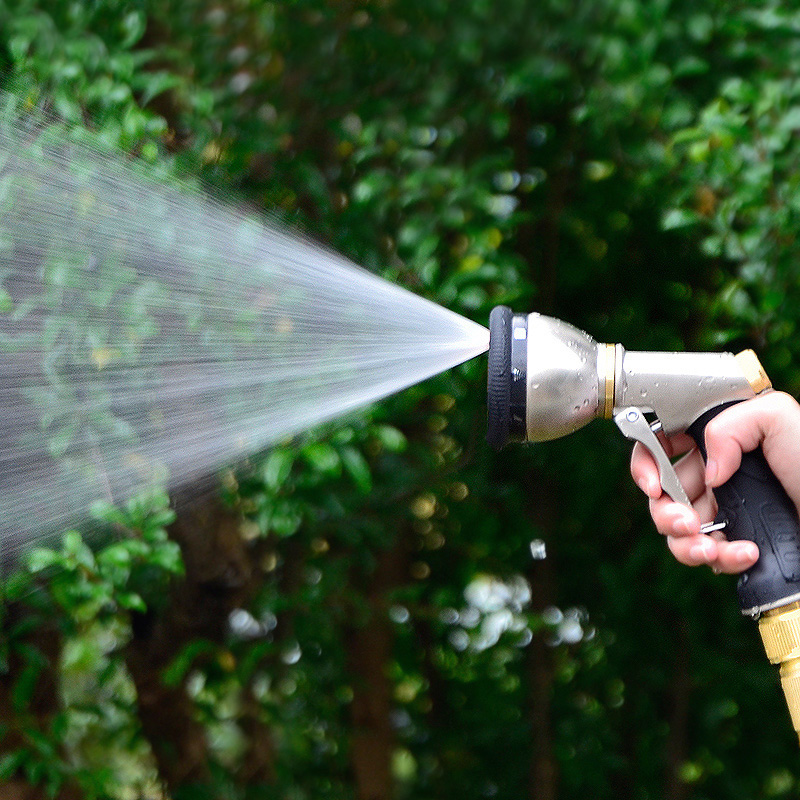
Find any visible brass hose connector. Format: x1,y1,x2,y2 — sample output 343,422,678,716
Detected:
758,602,800,745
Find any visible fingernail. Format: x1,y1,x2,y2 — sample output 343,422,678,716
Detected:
675,517,695,536
737,544,759,564
706,459,719,486
689,541,712,562
637,475,657,497
675,519,690,536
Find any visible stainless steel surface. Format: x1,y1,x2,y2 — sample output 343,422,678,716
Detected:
524,313,601,442
745,591,800,619
700,521,728,534
523,315,759,521
615,350,756,435
614,407,691,505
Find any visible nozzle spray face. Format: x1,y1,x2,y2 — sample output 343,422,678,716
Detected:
487,306,527,449
486,306,602,448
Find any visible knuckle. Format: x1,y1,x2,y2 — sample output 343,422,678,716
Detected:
767,390,800,416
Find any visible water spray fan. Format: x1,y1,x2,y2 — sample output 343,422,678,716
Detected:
0,110,489,553
487,305,800,744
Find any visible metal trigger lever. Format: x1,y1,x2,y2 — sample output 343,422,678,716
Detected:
614,407,727,536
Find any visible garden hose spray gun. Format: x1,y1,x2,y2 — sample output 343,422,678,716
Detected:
487,306,800,743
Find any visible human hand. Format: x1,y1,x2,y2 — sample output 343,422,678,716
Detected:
630,391,800,574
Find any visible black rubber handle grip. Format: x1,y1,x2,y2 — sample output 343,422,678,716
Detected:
687,401,800,615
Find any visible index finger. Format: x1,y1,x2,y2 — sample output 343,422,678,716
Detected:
630,433,697,499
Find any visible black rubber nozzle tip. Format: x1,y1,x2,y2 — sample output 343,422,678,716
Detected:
487,305,513,450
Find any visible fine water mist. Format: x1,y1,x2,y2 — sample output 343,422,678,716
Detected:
0,108,489,556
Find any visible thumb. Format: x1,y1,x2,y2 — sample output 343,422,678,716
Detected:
703,392,800,507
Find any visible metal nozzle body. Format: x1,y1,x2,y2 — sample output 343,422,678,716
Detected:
500,311,758,443
614,349,757,436
522,313,600,441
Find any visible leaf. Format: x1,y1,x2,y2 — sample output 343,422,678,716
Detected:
661,208,699,230
584,160,616,181
374,425,407,452
301,443,341,476
144,507,177,532
119,10,147,49
341,446,372,493
137,71,184,106
149,541,184,575
117,591,147,613
0,750,26,780
162,640,218,687
13,661,44,712
2,571,33,602
25,548,60,574
47,420,78,459
90,499,127,527
236,640,274,681
23,728,57,760
262,449,294,489
270,508,303,538
61,530,96,571
673,56,709,79
778,106,800,132
96,543,132,579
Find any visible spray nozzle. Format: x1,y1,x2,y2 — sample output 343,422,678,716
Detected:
486,305,800,745
487,306,601,449
487,306,768,450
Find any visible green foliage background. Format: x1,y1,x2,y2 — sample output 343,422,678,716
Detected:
2,1,800,799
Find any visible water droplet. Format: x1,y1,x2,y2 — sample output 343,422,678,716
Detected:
261,611,278,631
460,607,481,629
530,539,547,560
